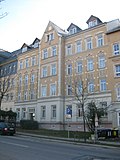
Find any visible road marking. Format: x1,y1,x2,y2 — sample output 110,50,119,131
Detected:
1,141,29,148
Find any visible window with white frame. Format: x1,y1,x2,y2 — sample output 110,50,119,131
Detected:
18,92,21,101
88,20,97,28
13,64,16,72
77,82,82,95
88,81,94,93
25,58,29,68
98,55,105,68
50,84,56,96
100,79,107,91
43,49,48,59
41,86,47,97
76,41,82,53
51,105,56,118
115,65,120,77
77,61,82,73
97,34,103,47
25,74,28,85
69,27,77,35
51,46,57,56
67,84,72,95
47,33,54,41
19,76,22,85
31,73,35,83
31,56,36,66
67,64,72,75
51,64,56,76
16,108,20,121
41,106,46,118
66,45,72,55
22,108,26,119
24,91,28,100
113,43,120,55
19,61,23,69
118,112,120,126
116,86,120,101
87,59,94,71
86,38,92,50
30,90,35,99
42,66,47,77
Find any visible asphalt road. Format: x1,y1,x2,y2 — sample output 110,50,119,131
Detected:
0,135,120,160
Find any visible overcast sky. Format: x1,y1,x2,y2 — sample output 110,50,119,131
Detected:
0,0,120,52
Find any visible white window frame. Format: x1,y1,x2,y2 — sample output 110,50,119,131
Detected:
115,65,120,77
20,61,23,70
98,55,105,69
66,44,72,55
76,41,82,53
25,74,28,85
31,74,35,83
88,81,94,93
31,56,36,66
113,43,120,55
77,61,82,73
41,106,46,118
67,64,72,75
87,59,94,71
51,46,57,56
97,34,103,47
51,64,56,76
50,84,56,96
51,105,56,118
43,49,48,59
100,79,107,91
42,66,47,77
86,38,92,50
67,84,72,95
25,58,29,68
41,86,47,97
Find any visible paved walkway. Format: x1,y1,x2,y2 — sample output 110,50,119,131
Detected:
16,131,120,148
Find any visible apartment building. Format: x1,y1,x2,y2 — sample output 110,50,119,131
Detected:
0,15,120,130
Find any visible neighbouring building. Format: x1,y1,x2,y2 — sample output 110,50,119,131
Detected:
0,15,120,131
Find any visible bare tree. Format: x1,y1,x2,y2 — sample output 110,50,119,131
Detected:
0,75,15,110
0,0,7,19
69,75,88,142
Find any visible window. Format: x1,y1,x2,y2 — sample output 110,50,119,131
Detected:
66,45,72,55
67,85,72,95
69,28,76,35
98,55,105,68
51,64,56,76
88,20,97,28
42,67,47,77
115,65,120,77
113,43,120,55
25,74,28,85
20,61,23,70
8,66,11,74
77,61,82,73
19,76,22,85
67,64,72,75
86,38,92,50
24,91,28,100
97,34,103,47
66,105,72,117
77,104,82,117
47,33,54,41
11,78,15,87
43,49,48,59
51,46,56,56
76,41,82,53
13,65,16,72
87,59,94,71
88,81,94,93
41,86,47,97
31,56,36,66
50,84,56,96
25,58,29,68
16,108,20,121
31,74,35,83
22,108,26,119
22,47,27,53
18,92,21,101
117,112,120,126
77,82,82,95
30,90,35,100
41,106,46,118
100,79,107,91
116,86,120,101
51,105,56,118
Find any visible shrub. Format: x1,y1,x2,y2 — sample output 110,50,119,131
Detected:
20,120,39,130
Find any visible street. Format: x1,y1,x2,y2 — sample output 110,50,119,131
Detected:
0,135,120,160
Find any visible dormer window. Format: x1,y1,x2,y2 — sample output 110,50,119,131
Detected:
33,42,39,48
69,27,77,35
88,20,97,28
22,47,27,53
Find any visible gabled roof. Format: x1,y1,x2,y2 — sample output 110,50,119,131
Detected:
46,21,68,36
67,23,82,31
86,15,102,24
21,43,30,49
0,49,11,58
32,38,40,45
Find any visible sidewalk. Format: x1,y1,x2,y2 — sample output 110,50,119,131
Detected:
16,131,120,148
